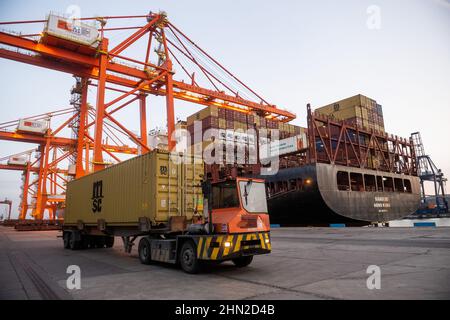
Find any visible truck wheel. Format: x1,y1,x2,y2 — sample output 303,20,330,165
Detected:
94,236,105,248
180,241,201,274
105,236,114,248
81,235,90,249
232,256,253,268
69,232,81,250
63,232,70,249
138,237,152,265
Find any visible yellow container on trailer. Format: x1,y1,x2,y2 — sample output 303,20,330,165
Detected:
64,150,204,227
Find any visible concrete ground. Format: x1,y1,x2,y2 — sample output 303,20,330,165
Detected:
0,225,449,300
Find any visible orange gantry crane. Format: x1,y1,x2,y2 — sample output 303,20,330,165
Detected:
0,100,138,220
0,11,295,220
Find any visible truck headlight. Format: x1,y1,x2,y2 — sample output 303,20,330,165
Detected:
265,238,270,244
224,241,232,248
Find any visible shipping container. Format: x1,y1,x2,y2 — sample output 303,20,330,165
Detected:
316,94,385,132
17,119,49,135
65,150,204,226
317,94,381,114
43,14,99,48
68,164,76,176
187,106,219,126
218,118,226,129
7,156,28,166
259,134,308,160
202,116,219,129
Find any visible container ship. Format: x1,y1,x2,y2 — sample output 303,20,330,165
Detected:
260,163,420,225
181,95,421,225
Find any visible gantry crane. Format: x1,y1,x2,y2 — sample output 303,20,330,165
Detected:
411,132,448,214
0,11,295,173
0,103,138,220
0,198,12,220
0,11,296,222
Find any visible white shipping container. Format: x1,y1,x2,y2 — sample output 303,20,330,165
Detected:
297,132,308,150
7,156,28,166
248,134,256,146
47,194,65,201
225,130,234,142
68,164,76,175
218,129,226,140
44,14,99,47
17,119,49,135
260,135,308,160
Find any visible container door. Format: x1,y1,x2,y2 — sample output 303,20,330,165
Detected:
182,156,204,220
155,152,179,221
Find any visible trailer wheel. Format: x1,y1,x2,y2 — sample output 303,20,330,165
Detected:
105,236,114,248
138,237,152,265
232,256,253,268
81,235,90,249
94,236,105,248
180,241,201,274
63,232,70,249
69,232,81,250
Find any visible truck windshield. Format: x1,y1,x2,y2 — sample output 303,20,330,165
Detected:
212,181,240,209
239,180,268,213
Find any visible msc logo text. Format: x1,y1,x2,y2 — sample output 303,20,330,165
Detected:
92,180,104,213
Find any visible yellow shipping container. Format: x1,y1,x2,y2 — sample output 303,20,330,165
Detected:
65,150,204,226
316,94,379,117
187,106,219,126
218,118,226,129
189,141,217,154
288,124,295,133
361,107,368,120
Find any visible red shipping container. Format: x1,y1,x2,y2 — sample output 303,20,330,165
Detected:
218,108,226,118
260,118,266,127
202,116,219,129
225,109,233,120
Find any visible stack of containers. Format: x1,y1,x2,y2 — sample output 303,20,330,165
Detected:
186,106,305,167
315,94,386,169
315,94,385,133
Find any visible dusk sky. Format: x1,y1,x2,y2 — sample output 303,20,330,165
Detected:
0,0,449,218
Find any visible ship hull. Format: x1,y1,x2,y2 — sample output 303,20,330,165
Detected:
257,163,421,225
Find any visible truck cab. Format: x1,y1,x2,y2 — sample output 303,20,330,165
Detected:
138,177,271,273
210,177,271,234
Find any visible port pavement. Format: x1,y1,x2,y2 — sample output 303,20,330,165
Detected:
0,225,449,300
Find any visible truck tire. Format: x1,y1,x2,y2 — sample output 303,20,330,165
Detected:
138,237,152,265
232,256,253,268
81,235,90,249
180,241,201,274
105,236,114,248
69,232,81,250
98,236,107,248
63,232,70,249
